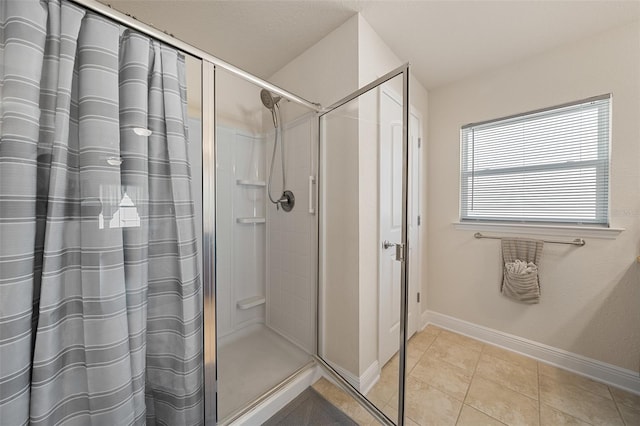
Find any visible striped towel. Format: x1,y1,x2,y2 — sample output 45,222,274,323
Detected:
501,238,544,304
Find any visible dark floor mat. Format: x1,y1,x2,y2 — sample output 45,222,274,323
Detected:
262,387,358,426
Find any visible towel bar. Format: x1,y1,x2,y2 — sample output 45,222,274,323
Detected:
474,232,585,246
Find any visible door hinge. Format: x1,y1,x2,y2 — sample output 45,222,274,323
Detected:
417,292,421,303
418,137,422,148
417,215,421,226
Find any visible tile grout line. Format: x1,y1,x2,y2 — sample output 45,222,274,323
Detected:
470,344,509,426
608,384,627,426
537,361,541,426
405,332,437,426
424,334,483,377
461,339,538,426
536,365,615,425
473,345,540,402
453,343,489,425
375,329,438,422
538,363,630,424
406,345,427,376
409,328,462,426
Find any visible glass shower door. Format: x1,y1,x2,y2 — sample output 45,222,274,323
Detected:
318,65,411,425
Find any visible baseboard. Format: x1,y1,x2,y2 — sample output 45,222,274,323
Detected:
229,364,322,425
420,309,430,331
325,360,380,394
424,310,640,395
359,360,380,395
326,361,359,390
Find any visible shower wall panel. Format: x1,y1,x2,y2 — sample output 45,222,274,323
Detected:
216,126,267,339
266,114,316,353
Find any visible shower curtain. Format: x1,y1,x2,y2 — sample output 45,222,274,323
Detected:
0,1,203,425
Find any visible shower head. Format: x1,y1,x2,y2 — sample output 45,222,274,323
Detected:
260,89,281,110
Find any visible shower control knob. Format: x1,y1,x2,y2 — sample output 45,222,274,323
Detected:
279,190,295,212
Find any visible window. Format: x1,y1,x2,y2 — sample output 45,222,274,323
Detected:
460,95,610,225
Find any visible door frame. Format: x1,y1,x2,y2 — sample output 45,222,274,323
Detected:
408,108,423,337
317,63,411,426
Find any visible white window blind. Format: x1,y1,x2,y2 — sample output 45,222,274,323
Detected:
461,95,610,225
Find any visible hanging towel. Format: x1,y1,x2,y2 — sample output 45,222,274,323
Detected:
501,238,544,304
505,259,538,275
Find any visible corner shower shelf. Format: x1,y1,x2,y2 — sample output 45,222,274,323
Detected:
236,217,266,224
236,179,266,187
237,296,266,310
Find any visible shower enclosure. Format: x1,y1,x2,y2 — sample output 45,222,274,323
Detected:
1,1,412,425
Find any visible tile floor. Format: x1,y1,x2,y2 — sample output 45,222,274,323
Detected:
312,325,640,426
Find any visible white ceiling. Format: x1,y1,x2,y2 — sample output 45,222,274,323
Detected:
104,0,640,91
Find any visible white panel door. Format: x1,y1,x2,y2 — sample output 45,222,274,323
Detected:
379,89,422,367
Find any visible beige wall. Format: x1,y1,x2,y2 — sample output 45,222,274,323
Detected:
426,21,640,372
269,15,360,107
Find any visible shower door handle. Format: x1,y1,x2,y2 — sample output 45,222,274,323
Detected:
308,175,316,214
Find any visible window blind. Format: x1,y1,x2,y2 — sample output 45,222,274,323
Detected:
460,95,610,225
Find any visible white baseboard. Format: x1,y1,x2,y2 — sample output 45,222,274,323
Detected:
423,310,640,395
325,360,380,395
360,360,380,395
326,361,359,390
230,365,323,425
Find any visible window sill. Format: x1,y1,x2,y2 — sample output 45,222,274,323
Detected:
452,222,624,239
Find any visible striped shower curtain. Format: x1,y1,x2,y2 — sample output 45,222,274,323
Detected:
0,1,203,425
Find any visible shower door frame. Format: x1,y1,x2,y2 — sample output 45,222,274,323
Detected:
316,63,411,426
202,61,217,423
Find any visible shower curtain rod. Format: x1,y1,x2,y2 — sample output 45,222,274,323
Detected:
474,232,586,246
70,0,323,112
